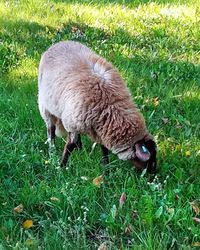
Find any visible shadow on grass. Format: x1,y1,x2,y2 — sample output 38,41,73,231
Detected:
1,18,199,84
1,19,199,141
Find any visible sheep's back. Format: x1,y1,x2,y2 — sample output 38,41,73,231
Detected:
38,41,132,134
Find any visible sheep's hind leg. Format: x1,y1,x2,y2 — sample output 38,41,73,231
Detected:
38,100,56,149
47,124,56,148
60,132,82,167
44,112,57,151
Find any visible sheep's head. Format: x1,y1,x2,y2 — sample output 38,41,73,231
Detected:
132,134,157,173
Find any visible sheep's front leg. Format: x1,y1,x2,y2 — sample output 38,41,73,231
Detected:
60,133,82,167
101,145,109,165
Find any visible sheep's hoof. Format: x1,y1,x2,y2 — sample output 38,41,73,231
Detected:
60,159,67,168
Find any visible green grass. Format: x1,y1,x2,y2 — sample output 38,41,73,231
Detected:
0,0,200,249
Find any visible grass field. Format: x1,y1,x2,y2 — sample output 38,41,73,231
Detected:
0,0,200,249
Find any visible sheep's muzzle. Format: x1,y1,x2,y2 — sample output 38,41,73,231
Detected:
132,135,157,173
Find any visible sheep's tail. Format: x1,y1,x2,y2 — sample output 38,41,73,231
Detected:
90,56,115,81
55,119,67,138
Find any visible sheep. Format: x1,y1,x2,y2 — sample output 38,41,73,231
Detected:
38,41,157,173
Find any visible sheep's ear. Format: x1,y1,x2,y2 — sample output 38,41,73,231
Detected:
135,143,150,162
144,134,157,173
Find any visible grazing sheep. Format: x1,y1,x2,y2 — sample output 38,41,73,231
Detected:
38,41,156,173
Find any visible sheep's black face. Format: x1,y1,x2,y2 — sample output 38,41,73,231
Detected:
132,135,157,173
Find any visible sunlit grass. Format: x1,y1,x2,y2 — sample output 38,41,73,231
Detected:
0,0,200,249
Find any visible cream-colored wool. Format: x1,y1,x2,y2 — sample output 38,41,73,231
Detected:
38,41,149,160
